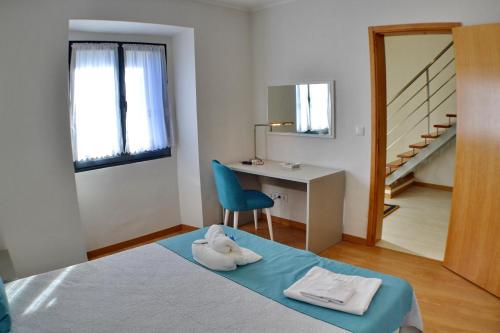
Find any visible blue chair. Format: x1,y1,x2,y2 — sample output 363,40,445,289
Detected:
211,160,275,240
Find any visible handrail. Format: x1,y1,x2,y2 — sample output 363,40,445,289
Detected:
387,57,455,122
387,90,456,150
387,41,454,107
387,73,456,136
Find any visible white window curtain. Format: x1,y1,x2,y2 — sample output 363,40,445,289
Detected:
69,43,123,162
123,44,169,154
295,83,330,133
296,84,310,132
308,83,330,131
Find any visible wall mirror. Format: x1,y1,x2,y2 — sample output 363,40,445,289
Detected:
267,81,334,138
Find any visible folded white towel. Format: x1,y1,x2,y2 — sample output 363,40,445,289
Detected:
300,280,354,305
205,225,241,254
284,266,382,316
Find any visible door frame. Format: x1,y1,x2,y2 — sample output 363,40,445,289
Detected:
366,22,462,246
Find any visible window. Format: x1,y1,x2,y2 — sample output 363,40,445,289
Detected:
69,41,171,172
295,83,330,134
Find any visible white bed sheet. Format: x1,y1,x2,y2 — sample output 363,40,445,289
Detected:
6,244,422,333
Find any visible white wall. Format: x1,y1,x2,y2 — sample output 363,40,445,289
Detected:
262,182,307,223
414,140,456,187
0,231,5,250
195,8,254,227
75,159,181,250
0,0,253,276
251,0,500,238
173,29,205,228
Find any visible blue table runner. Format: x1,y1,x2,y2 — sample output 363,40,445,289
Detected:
157,226,413,333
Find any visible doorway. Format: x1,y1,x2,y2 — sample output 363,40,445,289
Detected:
366,23,461,260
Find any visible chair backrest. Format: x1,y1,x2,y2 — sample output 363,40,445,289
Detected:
211,160,246,211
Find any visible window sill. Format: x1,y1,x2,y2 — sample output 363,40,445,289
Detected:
74,148,171,173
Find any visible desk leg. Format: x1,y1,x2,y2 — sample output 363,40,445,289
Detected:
306,171,345,253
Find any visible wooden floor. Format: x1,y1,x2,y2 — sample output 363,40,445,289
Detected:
89,225,197,260
99,221,500,332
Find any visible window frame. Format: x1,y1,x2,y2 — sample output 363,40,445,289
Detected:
68,40,171,173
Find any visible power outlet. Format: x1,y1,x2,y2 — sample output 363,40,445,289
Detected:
271,192,288,202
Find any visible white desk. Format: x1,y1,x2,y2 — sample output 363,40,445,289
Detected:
227,160,345,253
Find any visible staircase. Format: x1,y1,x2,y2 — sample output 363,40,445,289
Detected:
385,42,456,187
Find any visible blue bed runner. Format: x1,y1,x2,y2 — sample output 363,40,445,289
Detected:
157,226,413,333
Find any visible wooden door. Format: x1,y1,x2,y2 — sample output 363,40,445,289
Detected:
443,23,500,297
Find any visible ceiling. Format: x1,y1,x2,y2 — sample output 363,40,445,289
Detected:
196,0,294,12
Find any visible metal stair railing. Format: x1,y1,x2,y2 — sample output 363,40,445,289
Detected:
387,42,456,153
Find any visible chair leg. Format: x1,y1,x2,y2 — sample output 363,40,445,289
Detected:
253,209,258,230
265,208,274,241
233,211,239,230
224,209,230,226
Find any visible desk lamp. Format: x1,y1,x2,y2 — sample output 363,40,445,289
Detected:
243,121,294,165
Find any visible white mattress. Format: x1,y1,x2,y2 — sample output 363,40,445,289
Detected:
6,244,422,333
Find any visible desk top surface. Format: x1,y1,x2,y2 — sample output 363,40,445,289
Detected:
226,160,343,183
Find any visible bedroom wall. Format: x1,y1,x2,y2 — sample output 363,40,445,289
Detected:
0,0,253,277
251,0,500,238
172,29,206,229
414,140,456,187
0,231,5,250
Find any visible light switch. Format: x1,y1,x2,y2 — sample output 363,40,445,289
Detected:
355,125,365,136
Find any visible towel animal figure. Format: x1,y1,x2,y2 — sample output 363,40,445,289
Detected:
192,225,262,271
205,224,241,254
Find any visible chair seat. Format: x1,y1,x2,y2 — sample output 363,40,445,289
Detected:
243,190,274,210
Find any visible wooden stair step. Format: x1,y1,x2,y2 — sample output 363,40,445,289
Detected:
421,132,441,139
397,150,418,159
387,159,406,169
385,167,393,177
446,113,457,118
434,124,453,129
409,141,429,149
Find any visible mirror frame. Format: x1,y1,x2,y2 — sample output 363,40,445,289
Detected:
267,80,335,139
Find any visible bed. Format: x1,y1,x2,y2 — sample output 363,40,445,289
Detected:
6,227,423,333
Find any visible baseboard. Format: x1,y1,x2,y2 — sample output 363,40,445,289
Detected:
414,181,453,192
266,216,366,246
87,224,198,260
342,233,367,245
260,214,307,231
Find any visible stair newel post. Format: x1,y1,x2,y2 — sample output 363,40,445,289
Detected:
425,69,431,135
